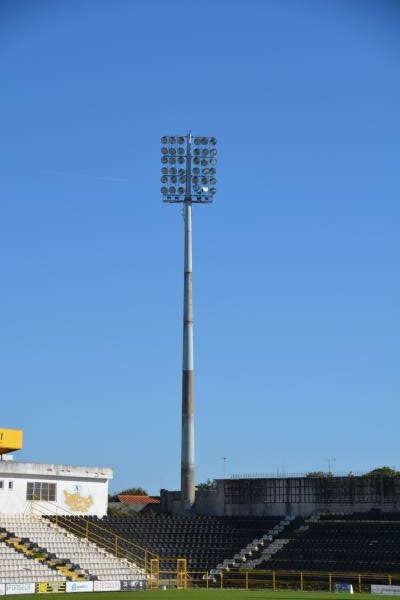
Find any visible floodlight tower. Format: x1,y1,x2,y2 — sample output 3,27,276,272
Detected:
161,133,217,511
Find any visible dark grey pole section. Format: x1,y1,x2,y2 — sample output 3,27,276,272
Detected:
181,133,195,510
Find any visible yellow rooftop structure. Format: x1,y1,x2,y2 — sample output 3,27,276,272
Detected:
0,429,23,455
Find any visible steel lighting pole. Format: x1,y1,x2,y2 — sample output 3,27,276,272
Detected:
161,133,217,510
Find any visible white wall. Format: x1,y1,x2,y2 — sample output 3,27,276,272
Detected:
0,462,113,517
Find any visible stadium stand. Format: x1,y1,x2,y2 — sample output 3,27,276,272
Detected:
52,514,285,573
4,509,400,588
255,512,400,574
0,515,144,582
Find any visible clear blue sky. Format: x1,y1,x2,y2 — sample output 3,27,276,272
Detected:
1,0,399,494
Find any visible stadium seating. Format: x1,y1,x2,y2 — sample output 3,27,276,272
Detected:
0,540,65,584
54,514,284,573
0,515,144,582
211,516,295,574
256,512,400,573
4,511,400,582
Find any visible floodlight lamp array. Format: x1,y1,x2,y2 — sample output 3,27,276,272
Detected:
161,134,217,203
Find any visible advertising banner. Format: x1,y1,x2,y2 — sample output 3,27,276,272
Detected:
333,583,354,593
93,581,121,592
36,582,67,594
120,580,147,591
6,583,36,595
66,582,94,593
0,584,5,596
371,585,400,596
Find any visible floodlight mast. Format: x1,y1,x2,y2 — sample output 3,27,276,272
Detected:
161,132,217,511
182,132,195,510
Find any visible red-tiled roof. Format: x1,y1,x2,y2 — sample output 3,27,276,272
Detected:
117,494,160,504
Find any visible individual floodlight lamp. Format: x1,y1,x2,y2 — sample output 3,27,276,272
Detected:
161,132,217,510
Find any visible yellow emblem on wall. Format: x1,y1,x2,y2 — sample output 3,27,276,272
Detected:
64,490,93,512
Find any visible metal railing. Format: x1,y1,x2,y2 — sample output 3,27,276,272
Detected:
30,502,190,584
31,501,158,572
229,471,372,479
185,569,400,592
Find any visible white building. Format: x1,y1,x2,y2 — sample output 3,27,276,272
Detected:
0,459,112,517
